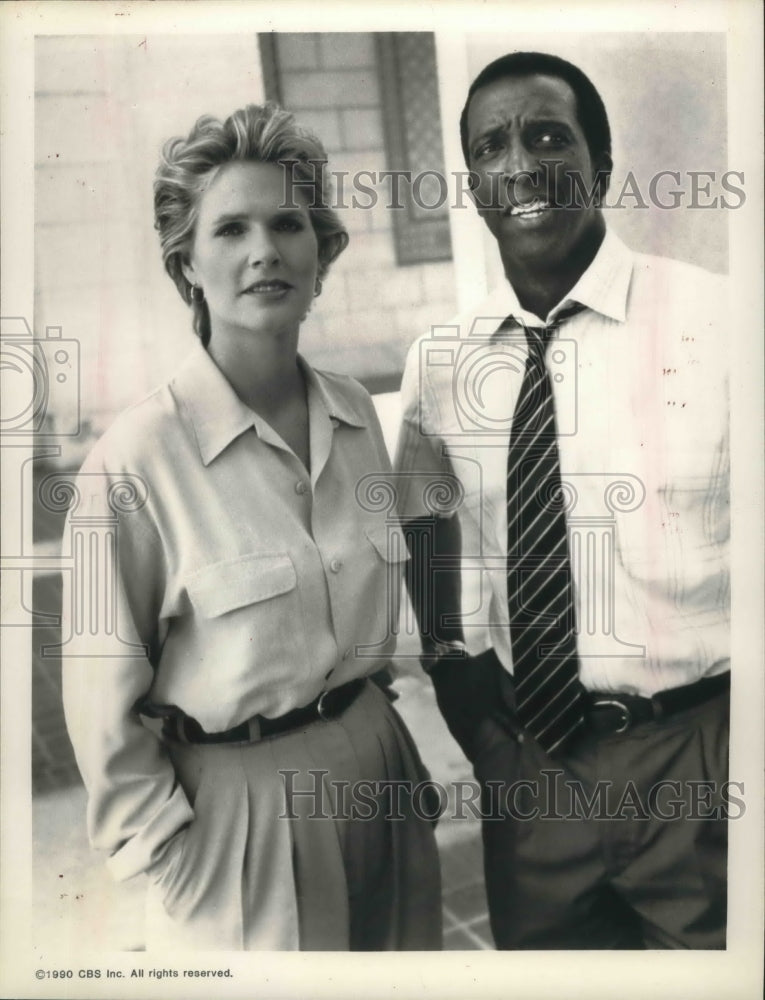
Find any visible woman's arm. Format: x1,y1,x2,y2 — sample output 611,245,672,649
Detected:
61,446,194,882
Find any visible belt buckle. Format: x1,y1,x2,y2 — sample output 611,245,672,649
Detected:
317,689,333,721
591,698,632,734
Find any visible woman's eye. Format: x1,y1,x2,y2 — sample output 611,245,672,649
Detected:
216,222,244,237
275,217,305,232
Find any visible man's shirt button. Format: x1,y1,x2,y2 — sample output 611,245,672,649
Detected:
329,558,342,573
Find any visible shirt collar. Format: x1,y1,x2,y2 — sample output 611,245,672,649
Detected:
481,226,633,337
171,340,367,467
565,226,633,323
300,359,368,430
171,340,257,466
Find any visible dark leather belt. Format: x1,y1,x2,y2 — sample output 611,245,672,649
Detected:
586,671,730,736
164,678,366,745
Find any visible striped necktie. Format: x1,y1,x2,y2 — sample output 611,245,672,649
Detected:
505,304,585,755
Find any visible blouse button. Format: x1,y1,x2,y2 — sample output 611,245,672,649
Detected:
329,558,342,573
295,480,308,495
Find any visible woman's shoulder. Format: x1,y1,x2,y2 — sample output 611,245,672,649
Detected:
311,365,370,393
78,382,182,478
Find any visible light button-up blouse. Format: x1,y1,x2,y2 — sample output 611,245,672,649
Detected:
62,341,406,881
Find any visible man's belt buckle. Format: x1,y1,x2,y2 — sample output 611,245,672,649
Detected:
591,697,632,734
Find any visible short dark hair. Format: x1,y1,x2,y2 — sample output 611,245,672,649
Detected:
459,51,611,167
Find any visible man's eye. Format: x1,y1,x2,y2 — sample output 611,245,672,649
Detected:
473,139,502,161
534,131,567,148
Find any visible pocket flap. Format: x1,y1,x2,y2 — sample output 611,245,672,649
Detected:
186,552,297,618
365,524,410,564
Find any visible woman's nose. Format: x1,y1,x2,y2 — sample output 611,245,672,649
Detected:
247,229,280,268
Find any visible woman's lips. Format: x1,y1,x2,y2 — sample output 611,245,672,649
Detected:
241,280,293,295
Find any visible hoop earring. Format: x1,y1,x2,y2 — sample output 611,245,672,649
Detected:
313,277,323,299
191,284,205,303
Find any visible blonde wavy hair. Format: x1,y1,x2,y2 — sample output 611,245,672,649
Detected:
154,103,349,346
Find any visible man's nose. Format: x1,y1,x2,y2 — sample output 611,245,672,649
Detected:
500,136,539,186
247,227,280,267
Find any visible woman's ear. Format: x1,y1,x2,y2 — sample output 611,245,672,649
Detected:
181,254,197,289
318,231,350,272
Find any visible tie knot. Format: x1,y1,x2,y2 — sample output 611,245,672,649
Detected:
503,302,585,356
525,324,551,354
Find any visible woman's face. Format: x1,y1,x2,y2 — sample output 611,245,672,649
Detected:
182,160,319,345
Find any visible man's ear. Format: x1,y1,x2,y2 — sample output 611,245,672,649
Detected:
594,153,613,204
465,169,483,210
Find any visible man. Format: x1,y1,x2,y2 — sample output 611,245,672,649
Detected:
395,52,730,949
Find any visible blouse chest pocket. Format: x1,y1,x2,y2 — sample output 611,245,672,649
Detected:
186,553,297,617
359,525,410,653
184,552,308,675
365,524,410,567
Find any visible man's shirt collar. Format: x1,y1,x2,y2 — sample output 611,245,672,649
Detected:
171,339,367,466
481,226,633,338
566,227,632,323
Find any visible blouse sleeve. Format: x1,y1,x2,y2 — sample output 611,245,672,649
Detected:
61,442,194,882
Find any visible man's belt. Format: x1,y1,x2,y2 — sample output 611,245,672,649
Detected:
585,671,730,736
163,678,367,745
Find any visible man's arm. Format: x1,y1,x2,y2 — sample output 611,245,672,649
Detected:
403,513,464,654
395,338,520,760
402,513,518,760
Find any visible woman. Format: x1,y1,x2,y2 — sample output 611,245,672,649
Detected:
62,103,441,951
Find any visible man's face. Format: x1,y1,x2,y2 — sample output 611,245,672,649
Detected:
466,73,610,274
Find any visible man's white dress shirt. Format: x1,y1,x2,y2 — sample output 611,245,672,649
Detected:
395,229,729,697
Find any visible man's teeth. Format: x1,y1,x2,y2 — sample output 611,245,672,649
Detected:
509,202,550,216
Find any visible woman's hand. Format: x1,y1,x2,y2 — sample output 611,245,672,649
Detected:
146,825,190,892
